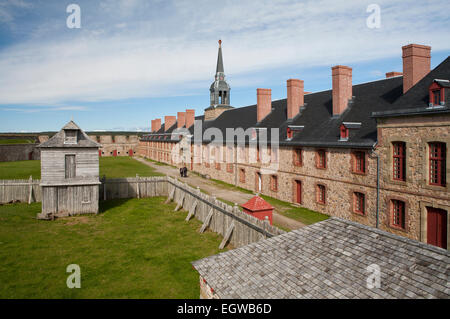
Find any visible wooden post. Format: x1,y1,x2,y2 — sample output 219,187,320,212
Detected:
185,200,198,221
199,208,214,233
28,175,33,204
165,187,175,204
219,222,235,249
102,175,107,201
136,174,140,199
174,193,185,211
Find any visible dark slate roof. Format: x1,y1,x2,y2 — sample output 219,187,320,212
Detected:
373,56,450,118
141,56,450,148
192,218,450,299
38,121,100,148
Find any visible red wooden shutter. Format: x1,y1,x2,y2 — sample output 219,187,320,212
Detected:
427,207,447,249
393,142,406,181
429,142,446,186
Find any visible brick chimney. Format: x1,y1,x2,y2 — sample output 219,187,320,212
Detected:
402,44,431,94
332,65,352,116
151,120,155,132
287,79,304,120
152,119,161,132
177,112,186,129
386,71,403,78
164,116,176,131
257,88,272,122
185,109,195,129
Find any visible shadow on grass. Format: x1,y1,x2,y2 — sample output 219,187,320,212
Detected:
98,198,136,214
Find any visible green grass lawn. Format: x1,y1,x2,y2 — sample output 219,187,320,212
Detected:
0,160,41,179
99,157,163,178
0,197,227,298
260,195,329,226
0,139,35,144
0,157,163,180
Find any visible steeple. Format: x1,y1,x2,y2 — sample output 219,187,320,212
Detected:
210,39,230,107
216,40,224,74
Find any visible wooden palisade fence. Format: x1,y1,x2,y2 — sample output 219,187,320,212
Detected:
0,175,285,248
166,176,285,248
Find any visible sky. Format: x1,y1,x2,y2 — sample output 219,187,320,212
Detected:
0,0,449,132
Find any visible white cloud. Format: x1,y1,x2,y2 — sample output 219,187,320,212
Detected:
0,0,449,105
2,105,89,113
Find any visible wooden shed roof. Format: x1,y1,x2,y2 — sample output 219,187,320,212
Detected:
38,121,101,148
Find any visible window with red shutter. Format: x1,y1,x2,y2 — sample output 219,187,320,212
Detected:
353,192,365,214
317,184,326,204
353,151,366,174
270,175,278,192
429,142,446,186
392,142,406,181
340,124,349,140
239,169,245,183
316,150,326,169
293,148,302,166
391,200,405,229
287,127,293,139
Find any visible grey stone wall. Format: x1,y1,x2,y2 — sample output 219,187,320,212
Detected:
0,144,40,162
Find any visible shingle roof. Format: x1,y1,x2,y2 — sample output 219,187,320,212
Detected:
192,218,450,299
373,56,450,117
38,121,100,148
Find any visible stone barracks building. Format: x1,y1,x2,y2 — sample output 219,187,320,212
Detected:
139,42,450,250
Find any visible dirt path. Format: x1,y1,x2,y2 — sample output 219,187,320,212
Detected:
135,157,305,230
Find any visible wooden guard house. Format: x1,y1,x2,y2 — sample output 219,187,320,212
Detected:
37,121,101,220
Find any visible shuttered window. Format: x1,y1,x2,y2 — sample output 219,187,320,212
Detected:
65,155,76,179
317,184,326,204
353,192,365,215
391,200,405,229
392,142,406,181
316,150,326,169
429,142,446,186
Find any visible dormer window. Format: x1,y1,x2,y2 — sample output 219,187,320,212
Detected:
286,125,304,141
287,127,293,140
340,124,349,141
339,122,361,142
432,89,441,106
64,130,77,144
429,79,449,107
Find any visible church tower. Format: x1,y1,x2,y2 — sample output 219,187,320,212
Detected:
205,40,233,121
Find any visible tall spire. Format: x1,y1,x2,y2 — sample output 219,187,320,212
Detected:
205,40,233,120
209,39,231,107
216,39,224,74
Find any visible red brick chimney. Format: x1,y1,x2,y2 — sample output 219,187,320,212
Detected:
164,116,176,131
185,109,195,129
332,65,352,116
177,112,186,129
257,88,272,122
151,120,154,132
402,44,431,93
386,71,403,78
152,119,161,132
287,79,304,120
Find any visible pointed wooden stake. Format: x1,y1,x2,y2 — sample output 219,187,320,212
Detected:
199,208,214,233
185,200,198,221
219,222,235,249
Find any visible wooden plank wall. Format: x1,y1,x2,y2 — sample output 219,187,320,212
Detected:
0,179,42,203
167,176,285,248
100,177,168,200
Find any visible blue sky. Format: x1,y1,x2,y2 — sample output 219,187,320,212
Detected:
0,0,450,132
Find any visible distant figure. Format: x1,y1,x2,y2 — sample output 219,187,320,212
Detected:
179,167,184,177
183,166,188,177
